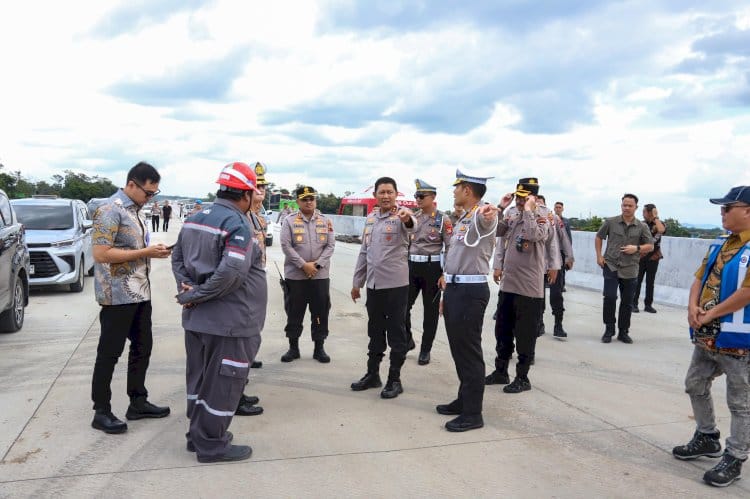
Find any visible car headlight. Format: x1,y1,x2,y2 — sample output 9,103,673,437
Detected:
51,238,77,247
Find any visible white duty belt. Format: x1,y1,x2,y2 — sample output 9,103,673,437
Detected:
444,274,487,284
409,254,441,263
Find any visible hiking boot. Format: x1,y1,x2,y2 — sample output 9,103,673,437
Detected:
485,369,510,385
351,372,382,391
703,452,745,487
672,430,722,460
644,305,657,313
553,323,568,340
503,377,531,393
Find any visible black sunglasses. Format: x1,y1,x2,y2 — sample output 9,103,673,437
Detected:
132,181,160,198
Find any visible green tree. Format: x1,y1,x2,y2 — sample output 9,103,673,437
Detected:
662,217,691,237
317,192,342,214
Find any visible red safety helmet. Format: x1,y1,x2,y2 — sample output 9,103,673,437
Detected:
216,162,259,192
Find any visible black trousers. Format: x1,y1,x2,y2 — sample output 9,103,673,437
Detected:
185,331,259,459
162,217,170,232
549,267,565,317
365,286,409,376
634,258,659,307
602,266,637,331
151,215,160,232
444,283,489,416
284,278,331,342
406,260,442,352
495,291,544,378
91,302,153,411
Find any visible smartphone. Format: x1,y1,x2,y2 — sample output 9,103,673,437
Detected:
166,243,176,250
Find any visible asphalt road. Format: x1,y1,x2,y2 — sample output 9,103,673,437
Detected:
0,218,747,497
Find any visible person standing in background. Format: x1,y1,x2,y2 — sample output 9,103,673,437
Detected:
151,201,160,233
633,203,666,313
162,200,173,232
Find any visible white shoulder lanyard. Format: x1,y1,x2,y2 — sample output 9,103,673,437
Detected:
463,204,498,248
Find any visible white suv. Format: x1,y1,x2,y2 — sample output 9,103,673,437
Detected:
11,198,94,292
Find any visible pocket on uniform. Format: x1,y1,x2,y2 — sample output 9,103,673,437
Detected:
218,358,250,379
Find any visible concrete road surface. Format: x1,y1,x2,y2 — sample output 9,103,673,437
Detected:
0,218,747,498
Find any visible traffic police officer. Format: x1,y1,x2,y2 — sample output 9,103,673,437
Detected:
436,169,499,432
486,178,560,393
280,186,336,363
172,161,266,463
406,178,453,365
351,176,417,399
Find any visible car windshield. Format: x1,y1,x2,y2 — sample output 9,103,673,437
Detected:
13,204,74,230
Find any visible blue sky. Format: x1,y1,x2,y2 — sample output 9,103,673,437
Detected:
1,0,749,224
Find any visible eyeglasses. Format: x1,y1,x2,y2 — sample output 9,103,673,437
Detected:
415,193,431,200
299,197,316,202
133,181,160,198
721,204,749,214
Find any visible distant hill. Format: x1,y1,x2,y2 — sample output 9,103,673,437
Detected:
682,223,721,230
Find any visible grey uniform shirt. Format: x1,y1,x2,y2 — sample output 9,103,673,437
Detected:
410,208,452,257
443,204,496,276
597,215,654,279
171,199,267,338
494,205,558,298
281,209,336,280
353,207,417,290
553,213,575,265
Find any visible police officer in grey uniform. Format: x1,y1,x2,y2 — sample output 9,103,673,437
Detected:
486,178,560,394
351,176,417,399
406,178,453,365
547,199,574,339
436,169,499,432
280,186,336,363
172,162,267,463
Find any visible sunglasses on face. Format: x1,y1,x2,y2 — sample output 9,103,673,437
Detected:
299,197,316,202
415,193,433,200
133,181,160,198
721,204,749,214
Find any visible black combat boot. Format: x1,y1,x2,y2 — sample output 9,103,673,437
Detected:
553,314,567,340
381,369,403,399
281,338,301,362
485,359,510,385
313,340,330,363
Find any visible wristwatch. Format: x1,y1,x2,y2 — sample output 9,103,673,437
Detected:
636,245,640,252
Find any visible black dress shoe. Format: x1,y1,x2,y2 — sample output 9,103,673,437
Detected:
236,403,264,416
418,351,430,365
503,377,531,393
351,372,382,391
644,305,657,313
407,338,416,351
187,431,233,452
380,380,403,399
241,394,259,406
436,400,462,415
92,410,128,434
445,414,484,432
251,360,263,368
632,305,640,313
281,348,300,362
197,444,252,463
126,399,171,420
485,370,510,385
617,332,634,344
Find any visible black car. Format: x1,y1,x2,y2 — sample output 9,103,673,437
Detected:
0,189,30,332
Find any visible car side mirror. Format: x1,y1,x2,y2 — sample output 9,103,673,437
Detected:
82,220,93,231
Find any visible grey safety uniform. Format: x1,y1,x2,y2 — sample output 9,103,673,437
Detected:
172,198,267,460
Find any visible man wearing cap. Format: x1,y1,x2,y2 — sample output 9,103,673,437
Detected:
595,194,654,344
351,177,417,399
406,179,453,365
486,178,560,394
436,169,499,432
172,161,266,463
672,186,750,488
280,186,336,363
